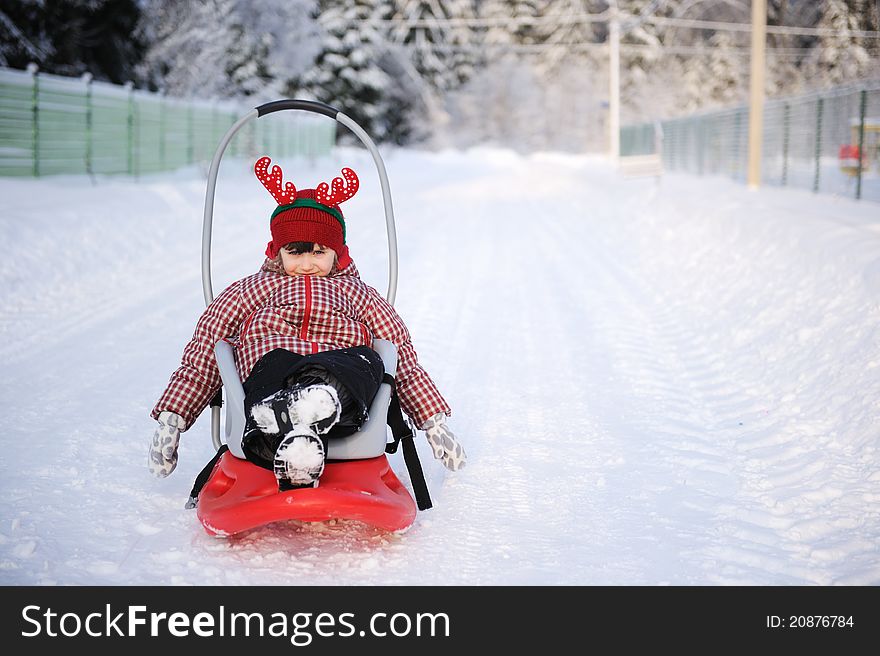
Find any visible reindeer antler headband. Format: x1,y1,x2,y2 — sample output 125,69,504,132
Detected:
255,156,359,235
254,156,360,261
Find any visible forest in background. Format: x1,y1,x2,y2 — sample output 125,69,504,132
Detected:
1,0,878,150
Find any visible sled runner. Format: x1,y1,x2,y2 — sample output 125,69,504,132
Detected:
190,99,430,536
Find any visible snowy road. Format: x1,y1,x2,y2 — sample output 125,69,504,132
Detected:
1,147,879,585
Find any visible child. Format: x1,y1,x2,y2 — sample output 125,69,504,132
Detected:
148,157,465,489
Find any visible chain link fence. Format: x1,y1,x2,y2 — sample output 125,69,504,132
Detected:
621,80,880,202
0,66,336,178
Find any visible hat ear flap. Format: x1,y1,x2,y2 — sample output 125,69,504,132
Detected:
336,245,351,270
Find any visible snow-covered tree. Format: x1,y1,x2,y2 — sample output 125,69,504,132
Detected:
802,0,877,87
531,0,604,72
136,0,319,99
618,0,672,56
616,0,677,121
478,0,543,46
389,0,478,91
296,0,422,144
704,29,746,106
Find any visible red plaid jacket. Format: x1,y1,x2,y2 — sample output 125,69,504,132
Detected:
152,259,450,431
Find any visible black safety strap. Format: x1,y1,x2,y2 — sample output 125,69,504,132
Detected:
185,388,226,508
209,388,223,408
185,444,228,509
383,373,432,511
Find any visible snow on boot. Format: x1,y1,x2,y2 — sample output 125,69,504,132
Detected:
273,425,326,490
287,383,341,435
250,383,341,437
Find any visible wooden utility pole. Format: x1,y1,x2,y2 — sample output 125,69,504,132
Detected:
747,0,767,188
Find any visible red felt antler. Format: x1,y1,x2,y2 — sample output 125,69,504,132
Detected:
254,156,297,205
315,168,359,206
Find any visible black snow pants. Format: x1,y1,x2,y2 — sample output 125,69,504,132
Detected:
240,346,385,471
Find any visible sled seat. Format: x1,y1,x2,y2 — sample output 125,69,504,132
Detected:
213,338,398,460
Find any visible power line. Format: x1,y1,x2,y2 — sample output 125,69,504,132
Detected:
643,15,880,39
366,12,609,29
621,43,878,59
366,12,880,41
393,41,874,61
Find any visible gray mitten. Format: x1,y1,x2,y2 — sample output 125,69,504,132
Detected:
148,411,185,478
421,413,466,471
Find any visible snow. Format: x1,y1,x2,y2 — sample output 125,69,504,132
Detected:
250,403,280,435
1,146,879,586
275,435,325,482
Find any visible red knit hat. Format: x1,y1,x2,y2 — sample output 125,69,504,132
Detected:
255,156,359,269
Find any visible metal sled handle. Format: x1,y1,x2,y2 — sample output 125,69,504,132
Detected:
201,100,399,306
201,99,399,451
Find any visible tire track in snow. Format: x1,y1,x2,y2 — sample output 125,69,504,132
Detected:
531,203,738,582
581,207,827,583
376,173,640,583
530,184,840,584
576,181,880,584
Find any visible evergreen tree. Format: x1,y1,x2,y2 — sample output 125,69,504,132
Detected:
766,0,801,96
479,0,542,46
389,0,477,91
804,0,876,87
296,0,418,144
225,23,273,97
617,1,678,119
510,0,545,45
136,0,318,98
136,0,234,96
0,0,144,83
704,30,745,106
531,0,603,71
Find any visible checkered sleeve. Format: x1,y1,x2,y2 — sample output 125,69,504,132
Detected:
151,279,250,431
364,290,451,427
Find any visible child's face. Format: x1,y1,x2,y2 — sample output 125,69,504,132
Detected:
280,244,336,277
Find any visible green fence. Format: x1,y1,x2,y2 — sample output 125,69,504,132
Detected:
621,81,880,202
0,66,336,177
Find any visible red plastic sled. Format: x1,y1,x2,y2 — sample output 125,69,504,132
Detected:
197,451,417,536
